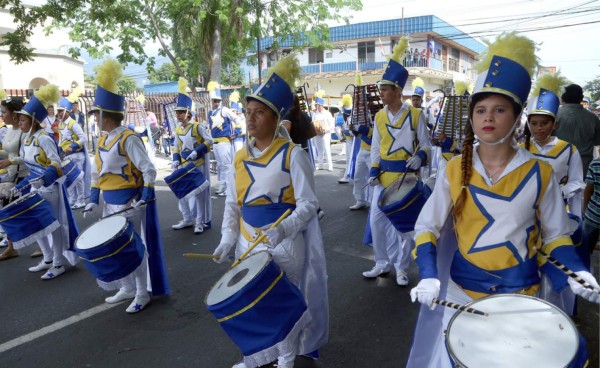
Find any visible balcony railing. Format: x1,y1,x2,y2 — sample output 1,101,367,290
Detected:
261,57,446,77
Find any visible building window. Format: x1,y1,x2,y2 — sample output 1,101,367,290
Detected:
308,48,324,64
449,47,460,72
326,52,333,59
357,41,375,63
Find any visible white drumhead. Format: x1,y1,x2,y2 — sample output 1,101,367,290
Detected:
447,294,578,367
61,158,72,166
382,174,417,205
76,216,128,250
206,251,271,306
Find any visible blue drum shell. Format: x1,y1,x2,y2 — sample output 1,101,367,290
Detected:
0,193,58,244
165,162,206,200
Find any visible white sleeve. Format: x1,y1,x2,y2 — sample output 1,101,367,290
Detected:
414,163,453,238
221,167,241,244
565,148,585,217
539,173,574,244
124,135,157,185
39,135,61,167
90,152,99,186
71,120,87,147
197,124,213,146
371,122,381,168
223,107,241,126
416,110,432,155
279,146,319,238
0,128,7,146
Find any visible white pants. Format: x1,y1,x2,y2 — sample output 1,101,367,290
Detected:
353,148,372,203
177,190,209,225
368,185,413,273
213,142,234,191
342,137,353,177
66,152,86,204
314,134,332,170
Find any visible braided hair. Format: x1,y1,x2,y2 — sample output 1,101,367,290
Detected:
453,93,522,217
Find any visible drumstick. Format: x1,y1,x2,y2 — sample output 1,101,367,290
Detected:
432,298,488,316
361,170,387,190
88,198,157,217
536,248,600,292
231,208,293,268
183,253,219,260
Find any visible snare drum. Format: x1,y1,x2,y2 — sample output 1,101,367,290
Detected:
446,294,579,367
164,162,209,200
0,192,60,249
206,251,308,367
61,158,82,189
378,173,431,232
74,216,145,283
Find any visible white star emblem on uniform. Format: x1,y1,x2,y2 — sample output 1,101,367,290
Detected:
98,136,128,180
243,146,291,205
386,112,414,156
469,165,541,262
177,125,196,152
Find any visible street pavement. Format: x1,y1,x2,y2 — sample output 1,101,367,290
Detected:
0,144,598,367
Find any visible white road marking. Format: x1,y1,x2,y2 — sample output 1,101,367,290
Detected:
0,302,121,354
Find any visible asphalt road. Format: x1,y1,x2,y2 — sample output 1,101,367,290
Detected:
0,144,598,368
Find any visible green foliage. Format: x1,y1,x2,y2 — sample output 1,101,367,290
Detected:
117,75,138,95
220,62,245,86
149,62,185,83
584,76,600,105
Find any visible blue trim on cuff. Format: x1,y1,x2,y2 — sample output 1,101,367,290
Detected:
70,142,81,152
415,150,427,166
550,245,588,273
90,187,100,205
42,165,60,187
173,153,181,162
415,242,438,279
369,166,381,178
194,143,208,156
140,186,156,203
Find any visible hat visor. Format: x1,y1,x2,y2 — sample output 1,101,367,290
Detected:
527,109,556,119
471,87,523,107
174,107,190,111
246,95,281,118
93,106,125,115
16,110,41,123
377,80,400,88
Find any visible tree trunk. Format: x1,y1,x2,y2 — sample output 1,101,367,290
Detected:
210,25,221,83
144,5,186,79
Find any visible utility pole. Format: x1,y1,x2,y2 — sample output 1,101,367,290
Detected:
256,0,262,86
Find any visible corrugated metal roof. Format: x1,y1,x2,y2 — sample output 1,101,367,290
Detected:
143,81,178,94
259,15,484,54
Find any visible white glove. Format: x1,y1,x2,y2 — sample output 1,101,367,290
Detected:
264,226,284,247
10,187,21,198
406,155,423,170
83,202,98,218
560,185,575,200
368,176,380,186
568,271,600,304
30,178,44,189
410,278,441,310
131,199,146,210
187,151,198,161
172,161,180,170
213,240,235,264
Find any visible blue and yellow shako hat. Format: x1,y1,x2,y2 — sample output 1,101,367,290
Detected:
314,90,326,106
58,86,83,112
91,59,125,114
17,84,60,123
341,94,352,115
229,90,242,112
378,37,410,89
175,77,192,111
527,72,567,119
472,32,539,106
207,81,222,101
246,53,301,118
412,77,425,97
583,93,592,104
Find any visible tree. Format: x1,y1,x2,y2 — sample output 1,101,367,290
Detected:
220,62,245,86
117,75,138,95
0,0,363,84
149,62,183,83
584,76,600,104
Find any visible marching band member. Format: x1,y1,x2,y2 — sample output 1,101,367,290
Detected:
56,87,90,209
408,32,598,367
207,81,240,196
84,59,169,313
337,94,357,184
364,37,431,286
13,84,79,279
171,77,213,234
311,90,334,171
212,54,328,368
0,96,29,260
411,77,425,109
229,90,246,152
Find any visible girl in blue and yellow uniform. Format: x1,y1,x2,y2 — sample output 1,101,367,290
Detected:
84,59,169,313
13,85,79,279
408,32,599,368
212,54,328,368
171,77,213,234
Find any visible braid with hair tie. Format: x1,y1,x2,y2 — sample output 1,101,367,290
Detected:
523,121,532,151
454,122,475,217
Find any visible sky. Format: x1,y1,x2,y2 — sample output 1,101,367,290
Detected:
335,0,600,86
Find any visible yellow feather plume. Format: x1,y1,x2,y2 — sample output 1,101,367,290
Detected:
95,59,123,94
191,101,196,111
531,72,567,98
474,32,538,77
67,86,83,103
314,89,326,99
178,77,189,95
355,73,363,86
230,90,240,103
265,53,301,90
468,82,474,94
34,84,60,107
412,77,424,90
583,91,592,100
390,37,410,64
207,81,219,93
136,94,146,105
0,90,6,100
455,81,468,96
342,94,352,108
